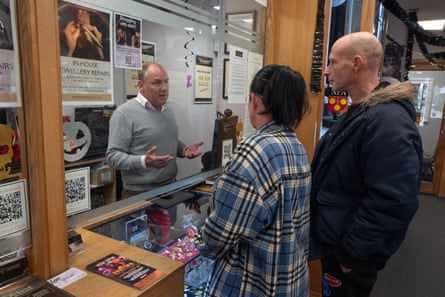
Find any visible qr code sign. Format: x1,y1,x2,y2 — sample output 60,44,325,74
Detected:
66,176,87,203
0,191,22,223
125,54,133,65
221,139,233,167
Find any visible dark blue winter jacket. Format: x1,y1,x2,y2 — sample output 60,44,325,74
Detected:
310,81,423,269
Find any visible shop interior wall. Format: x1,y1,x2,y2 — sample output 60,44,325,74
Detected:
409,71,445,156
62,0,266,180
385,11,444,157
63,21,229,180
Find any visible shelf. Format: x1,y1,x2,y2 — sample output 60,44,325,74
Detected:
64,156,106,169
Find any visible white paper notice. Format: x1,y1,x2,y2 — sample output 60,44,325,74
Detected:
228,45,248,103
243,51,263,137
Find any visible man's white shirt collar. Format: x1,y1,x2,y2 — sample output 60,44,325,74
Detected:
136,92,167,112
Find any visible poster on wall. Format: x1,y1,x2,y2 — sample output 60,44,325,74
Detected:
58,0,113,105
125,41,155,99
114,13,142,69
243,51,263,137
227,45,248,104
194,55,213,104
0,179,29,239
65,167,90,216
0,0,22,107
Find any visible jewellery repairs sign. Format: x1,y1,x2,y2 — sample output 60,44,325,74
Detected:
58,0,113,105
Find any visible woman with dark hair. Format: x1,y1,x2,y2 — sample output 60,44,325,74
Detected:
201,64,311,297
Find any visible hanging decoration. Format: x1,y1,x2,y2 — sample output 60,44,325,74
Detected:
403,12,416,80
184,29,195,68
416,33,444,69
310,0,326,93
382,0,445,69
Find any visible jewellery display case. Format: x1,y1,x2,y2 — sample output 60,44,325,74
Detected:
66,168,221,295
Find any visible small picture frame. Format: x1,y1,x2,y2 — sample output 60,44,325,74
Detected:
65,167,91,216
224,10,257,54
223,58,229,99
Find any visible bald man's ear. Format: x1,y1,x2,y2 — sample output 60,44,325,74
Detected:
352,55,362,72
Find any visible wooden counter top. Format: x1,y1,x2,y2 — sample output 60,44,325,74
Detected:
64,228,184,297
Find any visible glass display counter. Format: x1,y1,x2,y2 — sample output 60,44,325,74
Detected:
91,189,213,292
68,168,221,295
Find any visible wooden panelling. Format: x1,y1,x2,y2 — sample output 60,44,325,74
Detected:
265,1,331,294
16,0,68,278
265,0,329,161
360,0,378,33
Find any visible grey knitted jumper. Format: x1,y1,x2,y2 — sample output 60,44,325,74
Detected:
106,98,186,192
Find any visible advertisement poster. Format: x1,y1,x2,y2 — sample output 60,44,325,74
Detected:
65,167,90,216
125,41,155,99
194,55,213,104
58,0,113,105
114,13,142,69
0,0,21,107
0,180,28,239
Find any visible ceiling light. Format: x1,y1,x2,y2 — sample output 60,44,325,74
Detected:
418,20,445,31
213,6,220,10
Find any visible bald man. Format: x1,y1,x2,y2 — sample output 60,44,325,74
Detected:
310,32,423,297
107,62,203,197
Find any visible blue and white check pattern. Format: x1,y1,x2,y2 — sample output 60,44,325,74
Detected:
201,121,311,297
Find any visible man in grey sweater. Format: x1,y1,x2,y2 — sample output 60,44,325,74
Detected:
106,62,203,198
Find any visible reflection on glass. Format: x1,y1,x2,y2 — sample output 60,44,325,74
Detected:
91,191,210,250
409,74,441,183
0,108,22,182
63,0,265,219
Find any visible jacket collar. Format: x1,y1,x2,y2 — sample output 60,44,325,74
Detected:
362,81,417,107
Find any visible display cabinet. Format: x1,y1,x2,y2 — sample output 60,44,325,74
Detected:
65,168,220,296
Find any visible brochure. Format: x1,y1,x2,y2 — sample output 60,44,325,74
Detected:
86,253,164,290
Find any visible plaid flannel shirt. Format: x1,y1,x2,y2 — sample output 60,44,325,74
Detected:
201,121,311,297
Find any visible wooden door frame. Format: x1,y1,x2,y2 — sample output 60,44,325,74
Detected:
16,0,68,278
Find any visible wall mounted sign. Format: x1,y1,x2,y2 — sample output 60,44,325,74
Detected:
124,41,155,99
0,0,22,107
114,12,142,69
65,167,91,216
58,0,113,105
194,55,213,104
0,179,28,239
